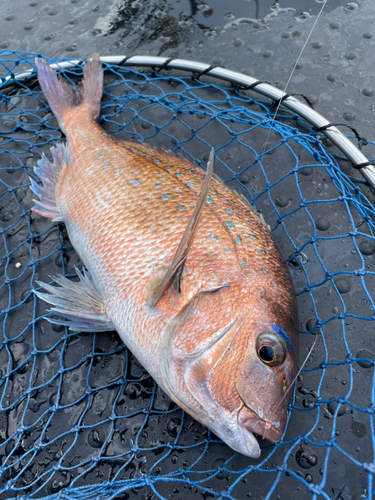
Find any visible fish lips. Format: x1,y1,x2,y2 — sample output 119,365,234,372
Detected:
238,404,283,446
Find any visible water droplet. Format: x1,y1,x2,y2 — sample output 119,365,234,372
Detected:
167,418,181,437
345,51,357,60
315,217,330,231
88,429,104,448
355,349,373,369
211,457,227,479
327,74,339,83
296,446,318,469
343,112,356,121
312,42,322,49
306,318,317,332
300,167,313,176
351,421,367,438
261,50,273,58
125,382,141,399
327,401,347,416
1,211,12,222
329,21,341,29
352,489,368,500
345,3,358,11
335,279,350,294
275,195,289,208
359,241,375,255
362,88,375,97
363,32,373,39
20,289,33,303
303,398,315,408
55,253,69,268
233,38,244,47
281,32,291,39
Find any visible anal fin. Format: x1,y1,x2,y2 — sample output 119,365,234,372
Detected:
34,267,115,332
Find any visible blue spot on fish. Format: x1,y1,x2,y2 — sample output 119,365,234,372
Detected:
237,237,241,243
154,184,160,188
252,235,255,239
265,259,269,263
163,194,169,200
104,159,109,162
226,248,231,253
227,209,232,214
179,206,184,211
131,179,138,186
209,233,213,238
177,173,182,177
104,146,108,149
241,262,247,266
261,250,265,254
188,182,193,187
182,217,186,220
217,237,221,241
272,325,295,351
227,221,233,229
135,169,140,173
207,197,211,204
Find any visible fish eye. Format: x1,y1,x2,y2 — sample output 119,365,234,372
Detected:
256,332,286,367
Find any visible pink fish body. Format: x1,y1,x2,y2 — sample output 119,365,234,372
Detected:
31,55,299,458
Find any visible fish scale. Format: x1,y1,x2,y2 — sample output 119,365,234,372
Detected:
31,54,299,458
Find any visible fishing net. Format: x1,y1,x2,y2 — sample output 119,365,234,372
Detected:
0,50,374,500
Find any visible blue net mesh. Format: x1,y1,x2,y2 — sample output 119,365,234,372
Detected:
0,51,374,500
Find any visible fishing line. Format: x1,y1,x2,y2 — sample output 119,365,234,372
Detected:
263,334,319,440
263,0,328,150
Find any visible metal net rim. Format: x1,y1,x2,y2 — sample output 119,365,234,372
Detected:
1,53,374,191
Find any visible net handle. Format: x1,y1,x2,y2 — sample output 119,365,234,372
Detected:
2,54,375,190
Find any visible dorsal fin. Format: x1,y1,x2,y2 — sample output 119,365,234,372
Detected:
148,149,214,308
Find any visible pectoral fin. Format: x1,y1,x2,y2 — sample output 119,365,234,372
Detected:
34,267,115,332
148,149,214,307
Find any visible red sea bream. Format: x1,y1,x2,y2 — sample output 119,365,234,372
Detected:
31,54,299,458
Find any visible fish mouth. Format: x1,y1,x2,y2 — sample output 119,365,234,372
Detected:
238,405,283,445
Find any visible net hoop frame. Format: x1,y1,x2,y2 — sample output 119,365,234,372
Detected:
1,54,375,191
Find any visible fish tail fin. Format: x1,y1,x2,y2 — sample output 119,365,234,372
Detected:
35,53,103,133
29,143,70,221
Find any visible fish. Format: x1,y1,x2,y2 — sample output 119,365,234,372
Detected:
30,54,299,458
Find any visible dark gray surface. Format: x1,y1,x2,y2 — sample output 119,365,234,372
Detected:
0,1,375,500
